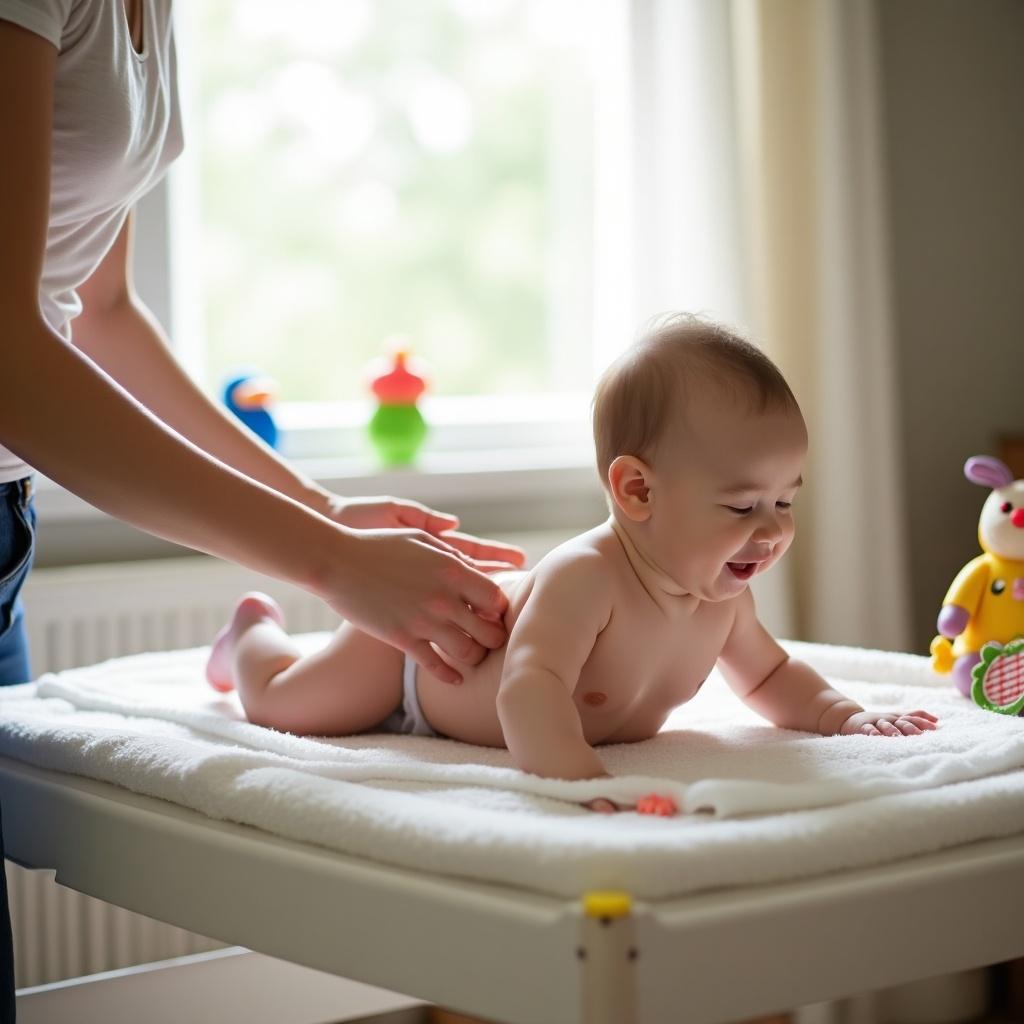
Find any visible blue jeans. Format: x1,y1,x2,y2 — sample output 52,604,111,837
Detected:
0,476,34,1024
0,478,35,687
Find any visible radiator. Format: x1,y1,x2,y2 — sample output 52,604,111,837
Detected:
21,557,341,677
6,533,571,987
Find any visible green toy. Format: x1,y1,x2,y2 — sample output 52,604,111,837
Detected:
366,348,429,466
970,637,1024,716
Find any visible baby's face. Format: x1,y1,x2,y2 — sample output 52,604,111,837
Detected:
645,394,807,602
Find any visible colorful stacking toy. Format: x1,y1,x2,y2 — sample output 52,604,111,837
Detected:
366,348,429,466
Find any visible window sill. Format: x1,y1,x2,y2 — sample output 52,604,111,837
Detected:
34,392,602,526
273,392,594,460
32,445,603,526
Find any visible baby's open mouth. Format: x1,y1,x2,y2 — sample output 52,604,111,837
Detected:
727,562,757,580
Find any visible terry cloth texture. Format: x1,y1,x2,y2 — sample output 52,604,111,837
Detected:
0,639,1022,899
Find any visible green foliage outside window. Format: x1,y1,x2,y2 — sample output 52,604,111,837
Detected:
195,0,589,402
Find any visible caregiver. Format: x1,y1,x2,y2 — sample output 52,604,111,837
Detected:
0,2,524,1017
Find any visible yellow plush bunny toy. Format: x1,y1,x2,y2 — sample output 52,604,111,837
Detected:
931,455,1024,714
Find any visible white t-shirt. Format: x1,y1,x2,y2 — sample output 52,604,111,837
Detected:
0,0,184,482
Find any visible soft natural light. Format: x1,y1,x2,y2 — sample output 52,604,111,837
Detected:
177,0,603,407
166,0,744,463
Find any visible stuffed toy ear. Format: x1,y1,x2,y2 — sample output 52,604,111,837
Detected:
964,455,1013,489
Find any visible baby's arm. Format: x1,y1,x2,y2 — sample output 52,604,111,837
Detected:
496,552,613,780
718,590,938,736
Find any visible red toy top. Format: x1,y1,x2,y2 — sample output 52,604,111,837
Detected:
368,349,427,405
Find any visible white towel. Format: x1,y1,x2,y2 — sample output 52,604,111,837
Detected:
0,638,1022,899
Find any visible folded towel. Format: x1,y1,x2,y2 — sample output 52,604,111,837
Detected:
0,638,1021,899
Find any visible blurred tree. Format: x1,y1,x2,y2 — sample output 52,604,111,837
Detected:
194,0,590,402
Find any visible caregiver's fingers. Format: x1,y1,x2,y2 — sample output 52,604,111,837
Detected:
466,559,527,576
399,597,506,680
453,565,511,623
395,503,460,536
422,623,491,671
410,528,523,578
412,532,516,591
382,529,510,613
331,528,510,679
407,640,463,686
439,530,528,569
447,601,507,651
400,535,504,594
401,538,511,653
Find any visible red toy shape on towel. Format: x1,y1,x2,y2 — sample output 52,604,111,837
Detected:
636,793,678,816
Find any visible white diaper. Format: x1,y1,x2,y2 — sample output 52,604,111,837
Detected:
378,655,439,737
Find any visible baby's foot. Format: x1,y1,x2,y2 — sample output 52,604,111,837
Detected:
205,592,285,693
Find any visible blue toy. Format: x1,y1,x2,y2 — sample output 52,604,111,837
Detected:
222,372,280,449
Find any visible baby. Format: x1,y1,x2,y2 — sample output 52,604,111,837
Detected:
206,314,937,813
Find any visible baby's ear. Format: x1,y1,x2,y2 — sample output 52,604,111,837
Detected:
608,455,652,521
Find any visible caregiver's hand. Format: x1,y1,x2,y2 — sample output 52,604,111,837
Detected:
327,526,512,684
323,494,527,571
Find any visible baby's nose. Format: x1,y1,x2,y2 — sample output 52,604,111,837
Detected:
1012,508,1024,528
756,511,785,540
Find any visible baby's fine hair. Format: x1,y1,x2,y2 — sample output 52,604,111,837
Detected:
591,312,798,485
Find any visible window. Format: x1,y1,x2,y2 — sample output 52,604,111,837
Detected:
166,0,744,462
45,2,750,558
177,0,601,411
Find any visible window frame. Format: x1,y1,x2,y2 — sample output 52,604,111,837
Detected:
68,0,743,516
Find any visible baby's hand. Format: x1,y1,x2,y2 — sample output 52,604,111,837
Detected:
583,793,679,816
839,709,939,737
583,797,622,814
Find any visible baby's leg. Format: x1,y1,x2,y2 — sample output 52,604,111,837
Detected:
206,593,288,693
206,593,405,735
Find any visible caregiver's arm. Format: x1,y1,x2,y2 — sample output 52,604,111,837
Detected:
717,590,938,736
0,20,506,682
72,211,524,569
496,553,612,780
74,213,328,512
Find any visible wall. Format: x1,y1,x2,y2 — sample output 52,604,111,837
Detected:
42,3,1024,655
876,0,1024,651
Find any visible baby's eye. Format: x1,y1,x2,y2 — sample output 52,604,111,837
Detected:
725,505,753,515
1001,501,1014,514
776,501,792,511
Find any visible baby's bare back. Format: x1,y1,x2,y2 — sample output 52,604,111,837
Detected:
416,524,738,748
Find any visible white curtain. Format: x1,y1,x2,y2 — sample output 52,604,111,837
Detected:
592,0,747,366
590,0,909,649
590,0,799,640
731,0,912,651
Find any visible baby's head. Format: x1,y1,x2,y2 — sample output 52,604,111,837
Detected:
592,313,807,601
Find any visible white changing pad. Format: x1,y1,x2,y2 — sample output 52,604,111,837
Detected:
1,639,1023,900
